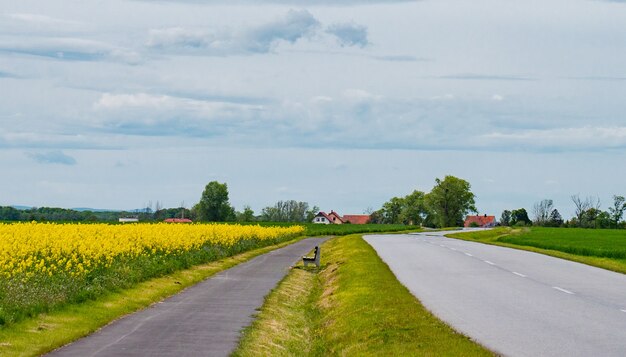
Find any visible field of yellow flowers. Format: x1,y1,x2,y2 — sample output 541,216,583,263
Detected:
0,222,303,326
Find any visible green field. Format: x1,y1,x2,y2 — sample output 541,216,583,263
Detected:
247,222,417,236
500,227,626,259
448,227,626,274
235,234,492,356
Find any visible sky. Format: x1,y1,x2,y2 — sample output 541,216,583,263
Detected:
1,0,625,219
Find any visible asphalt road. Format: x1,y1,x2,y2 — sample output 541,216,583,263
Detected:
365,230,626,357
47,237,327,357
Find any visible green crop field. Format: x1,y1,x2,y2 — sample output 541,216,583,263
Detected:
499,227,626,259
243,222,417,236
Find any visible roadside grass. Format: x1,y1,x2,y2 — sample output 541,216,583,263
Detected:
447,227,626,275
235,234,493,356
0,237,304,357
233,266,321,357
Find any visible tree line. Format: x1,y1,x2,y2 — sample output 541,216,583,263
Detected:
192,181,319,223
500,194,626,229
0,181,319,223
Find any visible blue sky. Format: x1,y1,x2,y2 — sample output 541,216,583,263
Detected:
1,0,625,218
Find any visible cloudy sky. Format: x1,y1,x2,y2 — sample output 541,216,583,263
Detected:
1,0,625,218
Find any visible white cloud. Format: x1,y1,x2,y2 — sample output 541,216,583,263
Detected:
326,22,369,47
492,94,504,101
95,93,174,109
147,10,320,55
482,127,626,150
145,9,369,56
0,37,141,64
93,93,266,135
7,13,83,27
26,150,77,165
342,89,382,101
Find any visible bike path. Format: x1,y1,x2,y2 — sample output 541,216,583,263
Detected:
48,237,328,357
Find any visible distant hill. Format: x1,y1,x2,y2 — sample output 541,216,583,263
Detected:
11,205,32,210
72,207,120,213
11,205,121,213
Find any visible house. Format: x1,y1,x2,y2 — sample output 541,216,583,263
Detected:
327,211,344,224
312,211,371,225
342,214,371,224
464,214,496,228
312,211,344,224
164,218,193,223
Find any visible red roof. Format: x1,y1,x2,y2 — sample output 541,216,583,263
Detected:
342,214,371,224
464,215,495,227
327,211,344,223
164,218,193,223
315,211,334,222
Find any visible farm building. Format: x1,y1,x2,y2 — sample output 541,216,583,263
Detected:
464,214,496,228
342,214,371,224
164,218,193,223
312,211,370,225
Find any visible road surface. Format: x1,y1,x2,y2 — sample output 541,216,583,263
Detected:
47,237,328,357
365,230,626,357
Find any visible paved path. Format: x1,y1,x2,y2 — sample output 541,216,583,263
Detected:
48,237,328,357
365,230,626,357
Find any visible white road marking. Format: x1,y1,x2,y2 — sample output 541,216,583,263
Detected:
439,244,446,247
553,286,575,295
512,272,527,278
484,260,495,265
465,253,473,257
450,248,457,251
621,309,626,313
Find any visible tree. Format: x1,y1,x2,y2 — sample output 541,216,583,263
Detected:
595,211,612,229
380,196,405,224
260,200,311,222
500,210,512,226
571,195,600,228
197,181,235,222
305,205,320,222
510,208,531,226
548,209,563,227
236,205,256,222
608,195,626,229
532,199,554,226
425,176,476,228
400,190,428,226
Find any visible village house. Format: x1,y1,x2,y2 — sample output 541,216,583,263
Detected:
464,214,496,228
312,211,371,225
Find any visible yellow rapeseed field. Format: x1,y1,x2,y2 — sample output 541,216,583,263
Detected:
0,222,304,279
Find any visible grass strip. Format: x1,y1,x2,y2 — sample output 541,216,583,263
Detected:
447,228,626,275
235,234,493,356
0,237,305,357
233,265,321,357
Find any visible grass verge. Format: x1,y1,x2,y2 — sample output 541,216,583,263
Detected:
447,227,626,275
0,236,305,357
235,234,493,356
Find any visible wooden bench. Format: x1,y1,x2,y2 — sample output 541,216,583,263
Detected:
302,246,321,267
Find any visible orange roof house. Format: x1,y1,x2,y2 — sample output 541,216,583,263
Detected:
464,215,496,228
327,211,344,224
